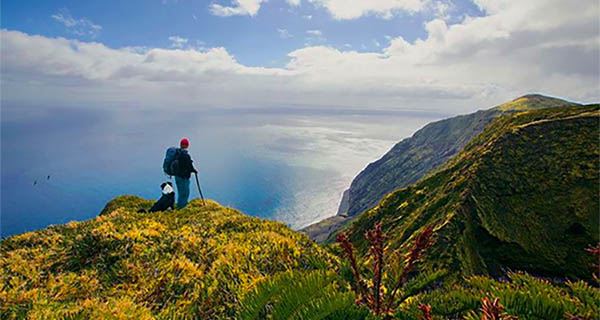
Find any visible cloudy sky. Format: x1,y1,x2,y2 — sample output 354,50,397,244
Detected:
1,0,599,113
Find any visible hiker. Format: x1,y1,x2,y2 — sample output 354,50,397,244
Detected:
166,138,198,209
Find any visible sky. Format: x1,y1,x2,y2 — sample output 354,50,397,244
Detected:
1,0,599,114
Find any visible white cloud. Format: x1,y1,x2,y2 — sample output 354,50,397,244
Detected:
277,28,293,39
308,0,427,19
209,0,265,16
168,35,189,48
306,29,322,36
432,0,453,20
305,30,326,45
3,0,599,113
51,9,102,38
208,0,436,19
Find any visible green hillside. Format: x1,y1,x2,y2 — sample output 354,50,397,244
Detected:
341,104,600,280
0,198,334,319
341,94,577,218
304,95,579,243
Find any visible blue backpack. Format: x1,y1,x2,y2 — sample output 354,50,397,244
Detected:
163,147,180,176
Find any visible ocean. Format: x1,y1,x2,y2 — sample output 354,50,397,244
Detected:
1,105,444,237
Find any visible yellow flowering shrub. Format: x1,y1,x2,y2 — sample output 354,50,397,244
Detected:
0,196,334,319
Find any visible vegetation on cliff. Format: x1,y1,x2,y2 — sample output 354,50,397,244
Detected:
241,220,599,319
339,94,578,219
0,198,334,319
340,104,599,281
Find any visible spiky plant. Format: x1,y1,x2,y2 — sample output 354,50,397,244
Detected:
365,222,385,314
584,243,600,282
237,270,367,320
336,223,439,318
480,297,517,320
386,225,434,308
418,304,433,320
464,297,517,320
337,231,368,305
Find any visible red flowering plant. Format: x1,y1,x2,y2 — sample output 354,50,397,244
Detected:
584,243,600,281
418,303,433,320
336,222,437,317
480,297,517,320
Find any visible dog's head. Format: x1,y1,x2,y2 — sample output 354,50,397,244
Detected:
160,181,174,194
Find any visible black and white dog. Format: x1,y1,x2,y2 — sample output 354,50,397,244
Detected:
139,182,175,213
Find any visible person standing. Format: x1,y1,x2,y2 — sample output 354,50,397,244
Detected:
173,137,197,209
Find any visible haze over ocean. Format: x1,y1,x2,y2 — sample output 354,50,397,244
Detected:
1,105,443,236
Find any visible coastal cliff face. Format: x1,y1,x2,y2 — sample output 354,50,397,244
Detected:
341,104,600,280
341,94,579,218
303,95,579,242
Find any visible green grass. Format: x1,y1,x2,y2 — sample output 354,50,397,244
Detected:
0,198,335,319
339,105,599,281
238,270,363,320
402,272,599,320
340,94,578,218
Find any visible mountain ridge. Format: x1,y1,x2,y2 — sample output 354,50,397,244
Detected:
341,104,599,279
303,94,580,242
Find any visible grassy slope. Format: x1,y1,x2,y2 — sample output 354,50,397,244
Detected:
0,198,335,319
302,215,350,243
303,95,578,242
343,94,578,218
341,105,599,280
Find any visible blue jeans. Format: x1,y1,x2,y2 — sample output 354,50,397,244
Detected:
175,176,190,208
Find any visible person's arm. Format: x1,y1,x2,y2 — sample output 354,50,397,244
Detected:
184,153,197,174
188,153,198,173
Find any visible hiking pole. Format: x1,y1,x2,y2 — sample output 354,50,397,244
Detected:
194,172,206,206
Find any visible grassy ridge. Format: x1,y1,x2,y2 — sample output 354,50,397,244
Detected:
341,105,599,280
340,94,578,219
0,198,334,319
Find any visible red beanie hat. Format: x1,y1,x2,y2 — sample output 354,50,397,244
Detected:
180,137,190,148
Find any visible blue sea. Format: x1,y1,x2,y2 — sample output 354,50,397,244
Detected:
1,105,444,237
